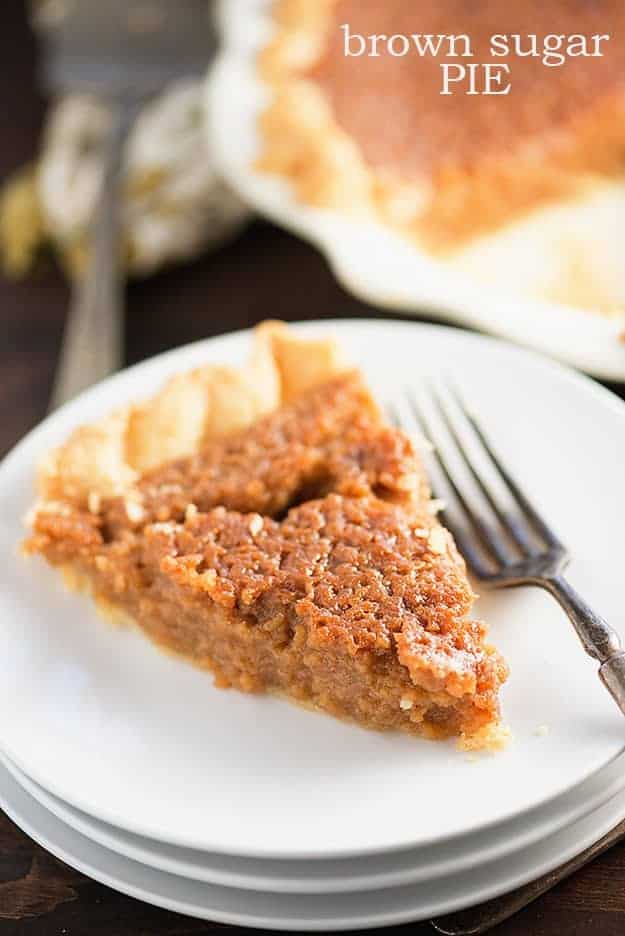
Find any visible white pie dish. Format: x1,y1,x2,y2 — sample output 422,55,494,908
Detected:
205,0,625,380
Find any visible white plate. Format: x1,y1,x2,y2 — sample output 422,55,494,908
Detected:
3,758,625,930
5,750,625,894
206,0,625,380
1,320,625,858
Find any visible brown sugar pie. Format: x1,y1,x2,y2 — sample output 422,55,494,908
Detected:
258,1,625,313
24,322,508,749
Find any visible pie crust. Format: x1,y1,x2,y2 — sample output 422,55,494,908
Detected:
25,322,508,749
34,320,346,508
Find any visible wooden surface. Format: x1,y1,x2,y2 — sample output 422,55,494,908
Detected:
2,2,625,933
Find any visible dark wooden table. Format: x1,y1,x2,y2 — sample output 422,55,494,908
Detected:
2,3,625,934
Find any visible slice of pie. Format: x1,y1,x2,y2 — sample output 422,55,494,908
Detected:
25,322,508,748
259,1,625,313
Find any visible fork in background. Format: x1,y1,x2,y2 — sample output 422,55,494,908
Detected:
389,384,625,717
36,0,214,410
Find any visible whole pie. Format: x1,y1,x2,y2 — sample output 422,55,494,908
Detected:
25,323,508,748
259,1,625,313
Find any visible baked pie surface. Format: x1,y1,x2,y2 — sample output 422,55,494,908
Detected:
25,323,508,748
259,1,625,256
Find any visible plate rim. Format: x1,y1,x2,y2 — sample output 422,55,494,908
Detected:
4,748,625,895
2,757,625,930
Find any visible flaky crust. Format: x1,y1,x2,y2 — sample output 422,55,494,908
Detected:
34,321,346,511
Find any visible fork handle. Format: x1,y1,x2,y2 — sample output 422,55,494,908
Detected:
542,575,625,715
430,819,625,935
48,100,136,412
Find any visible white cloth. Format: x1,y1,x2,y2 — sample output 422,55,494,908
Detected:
38,81,250,274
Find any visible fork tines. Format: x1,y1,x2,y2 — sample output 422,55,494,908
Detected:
388,384,567,583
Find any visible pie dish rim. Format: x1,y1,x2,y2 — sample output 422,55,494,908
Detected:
205,0,625,380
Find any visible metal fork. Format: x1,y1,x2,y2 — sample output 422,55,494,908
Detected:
36,0,214,410
390,384,625,717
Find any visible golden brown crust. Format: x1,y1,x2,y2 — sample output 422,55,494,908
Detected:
35,321,346,510
259,0,625,252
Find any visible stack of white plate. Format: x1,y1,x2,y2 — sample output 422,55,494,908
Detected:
1,321,625,929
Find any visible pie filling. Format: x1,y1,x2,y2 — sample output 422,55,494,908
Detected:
25,325,508,748
260,0,625,254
